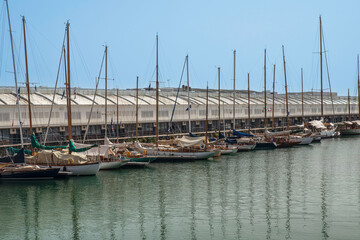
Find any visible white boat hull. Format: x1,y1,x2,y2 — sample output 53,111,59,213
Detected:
39,163,100,176
237,144,256,151
319,129,336,138
100,161,126,170
147,149,218,161
298,137,313,145
220,148,238,155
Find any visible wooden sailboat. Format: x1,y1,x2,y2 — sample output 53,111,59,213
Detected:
213,67,238,155
27,22,100,176
308,16,336,138
245,70,276,150
0,2,60,180
138,35,218,161
339,55,360,135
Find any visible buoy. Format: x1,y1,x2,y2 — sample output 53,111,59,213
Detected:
200,143,206,150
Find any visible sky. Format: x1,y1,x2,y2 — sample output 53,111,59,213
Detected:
0,0,360,96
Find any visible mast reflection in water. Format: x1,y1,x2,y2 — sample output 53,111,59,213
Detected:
2,138,360,239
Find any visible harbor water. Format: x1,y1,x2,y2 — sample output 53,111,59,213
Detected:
1,137,360,239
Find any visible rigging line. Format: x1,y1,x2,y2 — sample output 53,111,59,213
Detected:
322,29,335,116
43,31,66,145
27,21,58,50
27,27,43,86
27,24,53,86
0,6,6,79
143,40,156,87
168,56,187,134
71,31,92,83
83,49,105,143
108,52,119,88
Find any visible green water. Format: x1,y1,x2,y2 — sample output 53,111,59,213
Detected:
1,137,360,240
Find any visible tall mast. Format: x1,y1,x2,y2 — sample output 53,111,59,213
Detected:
104,45,108,139
6,0,24,147
248,73,251,132
205,84,208,145
186,55,191,133
272,64,275,130
320,16,324,118
23,16,32,137
348,88,351,120
282,45,289,130
116,88,119,143
136,76,139,140
233,50,236,130
156,34,159,148
66,21,72,140
301,68,304,123
218,67,221,134
358,54,360,119
264,48,267,129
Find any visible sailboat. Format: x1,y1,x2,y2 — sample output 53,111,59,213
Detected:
0,2,60,180
339,55,360,135
307,16,337,138
27,21,100,176
79,45,128,170
137,35,217,161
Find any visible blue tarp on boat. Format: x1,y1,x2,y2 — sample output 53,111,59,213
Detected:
233,129,253,138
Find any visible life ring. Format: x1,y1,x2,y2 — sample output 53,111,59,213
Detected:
200,143,206,150
67,158,74,165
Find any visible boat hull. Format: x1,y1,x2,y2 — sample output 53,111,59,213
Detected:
340,128,360,135
254,142,277,150
237,144,256,152
0,168,59,180
150,150,218,162
100,161,126,170
38,162,100,176
220,148,238,155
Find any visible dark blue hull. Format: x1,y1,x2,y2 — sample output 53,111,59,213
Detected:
0,168,59,180
254,142,277,150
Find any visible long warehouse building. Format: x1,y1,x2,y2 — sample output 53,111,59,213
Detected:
0,86,357,145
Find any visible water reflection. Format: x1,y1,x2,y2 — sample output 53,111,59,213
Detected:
220,157,229,238
190,166,196,240
321,156,329,240
265,154,272,240
206,163,214,238
248,155,255,231
158,171,167,240
234,155,242,239
285,150,293,240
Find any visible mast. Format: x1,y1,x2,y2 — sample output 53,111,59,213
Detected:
282,45,290,130
233,50,236,130
320,16,324,119
358,54,360,119
301,68,304,123
23,16,32,137
264,48,267,129
205,84,208,145
248,73,250,132
348,88,351,121
186,55,191,133
218,67,221,134
66,21,72,140
6,0,24,147
104,45,108,139
116,88,119,143
136,76,139,140
272,64,275,130
156,34,159,148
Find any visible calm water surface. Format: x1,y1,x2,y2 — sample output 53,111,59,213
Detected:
1,137,360,240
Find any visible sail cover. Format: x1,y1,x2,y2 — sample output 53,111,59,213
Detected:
233,130,254,138
176,136,204,147
0,148,25,163
31,135,67,150
26,150,88,165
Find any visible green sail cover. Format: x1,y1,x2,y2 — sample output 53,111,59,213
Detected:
8,147,32,156
31,135,67,150
68,141,97,152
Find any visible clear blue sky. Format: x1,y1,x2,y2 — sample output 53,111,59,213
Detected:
1,0,359,96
